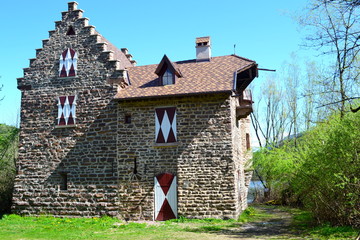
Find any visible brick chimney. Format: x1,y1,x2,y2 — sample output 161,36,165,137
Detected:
68,2,78,11
196,36,211,61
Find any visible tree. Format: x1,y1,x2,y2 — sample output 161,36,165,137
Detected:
300,0,360,117
319,0,360,7
253,110,360,227
251,77,289,148
0,76,4,103
0,124,18,215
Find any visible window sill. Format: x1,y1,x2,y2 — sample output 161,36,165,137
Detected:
56,76,79,80
55,124,77,129
153,142,179,148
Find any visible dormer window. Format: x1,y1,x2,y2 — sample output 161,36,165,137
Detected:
162,68,174,85
155,55,182,86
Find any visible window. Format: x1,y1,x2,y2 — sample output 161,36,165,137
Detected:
66,26,75,35
60,173,68,190
154,55,181,86
246,133,250,150
125,114,132,124
57,95,77,126
162,68,174,85
155,107,176,143
59,48,77,77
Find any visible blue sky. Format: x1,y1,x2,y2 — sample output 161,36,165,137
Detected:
0,0,311,126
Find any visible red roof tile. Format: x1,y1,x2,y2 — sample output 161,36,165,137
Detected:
114,55,256,100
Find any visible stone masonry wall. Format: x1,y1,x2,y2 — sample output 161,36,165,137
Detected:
116,93,247,220
13,3,131,217
230,96,253,217
14,2,252,220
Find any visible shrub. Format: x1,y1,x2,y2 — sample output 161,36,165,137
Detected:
254,111,360,227
0,124,18,216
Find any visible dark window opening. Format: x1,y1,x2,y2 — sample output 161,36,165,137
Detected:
133,157,138,174
125,114,132,124
162,68,174,85
66,26,76,35
60,173,68,190
246,133,251,150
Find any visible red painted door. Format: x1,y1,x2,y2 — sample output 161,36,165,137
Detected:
154,173,177,221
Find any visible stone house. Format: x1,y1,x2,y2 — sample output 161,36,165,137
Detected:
13,2,257,220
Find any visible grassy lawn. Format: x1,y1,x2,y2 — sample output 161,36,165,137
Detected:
0,206,358,240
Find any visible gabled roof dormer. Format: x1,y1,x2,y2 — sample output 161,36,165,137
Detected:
155,55,182,86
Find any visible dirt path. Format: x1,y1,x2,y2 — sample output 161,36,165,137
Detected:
216,205,304,239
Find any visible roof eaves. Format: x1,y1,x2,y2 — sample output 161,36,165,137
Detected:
114,90,232,101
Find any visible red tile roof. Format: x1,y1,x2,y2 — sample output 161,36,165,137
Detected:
114,55,256,100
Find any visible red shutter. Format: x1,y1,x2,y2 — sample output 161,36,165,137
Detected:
155,107,176,143
57,96,76,126
59,48,77,77
58,96,66,125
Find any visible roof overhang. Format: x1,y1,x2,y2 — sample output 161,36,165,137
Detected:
114,90,232,101
233,63,258,92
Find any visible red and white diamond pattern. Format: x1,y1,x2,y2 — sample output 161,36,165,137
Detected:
57,96,76,125
155,107,176,143
154,173,177,221
59,48,77,77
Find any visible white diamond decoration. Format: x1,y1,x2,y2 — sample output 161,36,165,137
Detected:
167,176,177,217
63,97,70,124
171,111,177,141
161,111,171,142
57,97,63,124
65,49,71,76
154,177,166,219
155,111,160,141
73,52,78,71
70,96,77,122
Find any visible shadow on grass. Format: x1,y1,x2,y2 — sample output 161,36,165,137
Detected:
178,205,360,239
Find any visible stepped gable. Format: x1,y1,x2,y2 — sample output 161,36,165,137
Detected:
115,55,256,100
17,1,134,90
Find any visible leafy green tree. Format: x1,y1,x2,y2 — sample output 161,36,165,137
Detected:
254,110,360,227
0,124,18,215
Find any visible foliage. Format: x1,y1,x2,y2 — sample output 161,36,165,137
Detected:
289,207,359,239
300,0,360,116
253,111,360,227
0,124,18,215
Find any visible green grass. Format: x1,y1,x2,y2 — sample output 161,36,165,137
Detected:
286,206,359,239
238,206,272,223
0,206,358,240
0,213,241,240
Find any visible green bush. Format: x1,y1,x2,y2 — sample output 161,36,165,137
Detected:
0,124,18,216
254,111,360,227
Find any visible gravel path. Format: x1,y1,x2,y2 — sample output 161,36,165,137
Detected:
216,205,304,239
